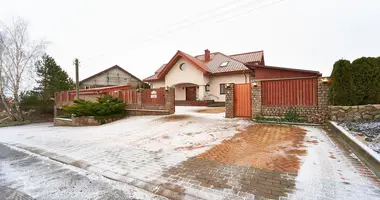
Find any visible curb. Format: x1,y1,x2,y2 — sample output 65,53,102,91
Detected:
252,120,321,126
327,121,380,178
6,143,204,200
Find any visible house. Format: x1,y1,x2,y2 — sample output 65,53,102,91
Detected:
144,49,321,103
80,65,143,89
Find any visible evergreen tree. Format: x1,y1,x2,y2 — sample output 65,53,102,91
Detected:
329,59,356,105
35,54,75,101
351,57,380,104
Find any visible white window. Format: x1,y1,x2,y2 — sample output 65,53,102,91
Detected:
220,61,229,67
180,63,187,71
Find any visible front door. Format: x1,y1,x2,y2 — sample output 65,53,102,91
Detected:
186,87,197,101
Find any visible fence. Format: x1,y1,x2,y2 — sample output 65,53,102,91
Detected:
261,78,318,106
55,87,175,116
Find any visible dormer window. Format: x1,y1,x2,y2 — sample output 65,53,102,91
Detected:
220,61,229,67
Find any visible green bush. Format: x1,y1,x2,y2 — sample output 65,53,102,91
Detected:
284,108,300,122
63,96,126,117
329,57,380,105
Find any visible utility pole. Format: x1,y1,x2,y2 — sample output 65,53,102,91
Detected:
74,58,80,100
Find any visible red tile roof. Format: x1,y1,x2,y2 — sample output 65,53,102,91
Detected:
144,50,318,81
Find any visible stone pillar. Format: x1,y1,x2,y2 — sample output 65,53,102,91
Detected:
165,87,175,114
317,81,330,123
225,83,234,118
198,85,205,100
137,89,142,109
252,82,262,118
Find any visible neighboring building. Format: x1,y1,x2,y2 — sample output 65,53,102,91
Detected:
144,49,321,103
80,65,143,89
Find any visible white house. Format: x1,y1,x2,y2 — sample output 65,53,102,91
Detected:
144,49,320,104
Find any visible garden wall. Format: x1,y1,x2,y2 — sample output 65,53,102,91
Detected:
253,78,329,123
329,104,380,121
54,115,125,126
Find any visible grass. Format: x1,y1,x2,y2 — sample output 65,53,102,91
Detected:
254,115,308,123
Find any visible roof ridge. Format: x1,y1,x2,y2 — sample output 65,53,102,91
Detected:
214,52,246,65
229,50,264,57
80,65,142,83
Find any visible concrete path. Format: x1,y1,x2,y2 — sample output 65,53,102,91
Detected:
0,106,379,200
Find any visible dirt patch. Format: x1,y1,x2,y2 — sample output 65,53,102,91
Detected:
196,124,307,173
307,140,319,144
175,144,209,151
157,115,191,122
162,136,170,139
195,107,226,114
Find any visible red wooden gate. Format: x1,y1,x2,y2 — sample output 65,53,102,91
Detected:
261,78,318,106
234,83,252,118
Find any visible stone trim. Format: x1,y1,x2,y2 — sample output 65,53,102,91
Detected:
329,104,380,121
225,83,234,118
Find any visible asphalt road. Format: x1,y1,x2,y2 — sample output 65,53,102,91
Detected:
0,143,162,200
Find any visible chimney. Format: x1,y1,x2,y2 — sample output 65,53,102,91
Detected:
204,49,210,62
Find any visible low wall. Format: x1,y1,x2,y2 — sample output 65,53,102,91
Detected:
55,115,125,126
262,105,318,117
329,104,380,121
175,100,214,106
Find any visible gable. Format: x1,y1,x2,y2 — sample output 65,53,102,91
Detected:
165,57,206,86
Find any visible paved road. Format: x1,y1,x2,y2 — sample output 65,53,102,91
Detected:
0,143,163,200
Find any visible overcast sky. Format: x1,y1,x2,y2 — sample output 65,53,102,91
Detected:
1,0,379,81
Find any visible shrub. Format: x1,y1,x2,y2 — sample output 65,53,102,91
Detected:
284,108,300,122
329,57,380,105
63,95,126,117
329,59,357,106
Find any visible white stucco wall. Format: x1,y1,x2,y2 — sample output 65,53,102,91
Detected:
207,74,248,102
150,80,165,89
165,58,206,87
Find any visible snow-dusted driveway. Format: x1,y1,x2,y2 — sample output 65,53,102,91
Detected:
0,106,379,200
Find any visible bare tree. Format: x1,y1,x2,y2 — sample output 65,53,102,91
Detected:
0,18,46,121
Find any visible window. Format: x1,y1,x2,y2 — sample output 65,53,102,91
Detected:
205,84,210,92
220,84,226,94
85,86,90,89
124,77,129,83
220,61,229,67
106,77,110,82
179,63,187,71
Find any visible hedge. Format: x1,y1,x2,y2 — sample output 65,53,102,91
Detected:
329,57,380,105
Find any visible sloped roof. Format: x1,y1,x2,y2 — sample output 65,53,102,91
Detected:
155,51,210,80
80,65,142,84
144,49,319,82
230,51,264,63
205,53,249,74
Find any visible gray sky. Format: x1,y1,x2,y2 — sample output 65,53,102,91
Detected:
1,0,379,81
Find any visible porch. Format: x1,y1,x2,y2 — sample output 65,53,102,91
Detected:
172,83,215,106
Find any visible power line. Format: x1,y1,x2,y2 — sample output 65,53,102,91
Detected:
84,0,287,62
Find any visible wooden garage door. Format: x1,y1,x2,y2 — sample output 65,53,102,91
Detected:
234,83,252,118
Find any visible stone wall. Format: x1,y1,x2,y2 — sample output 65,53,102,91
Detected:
329,104,380,121
55,115,125,126
225,84,234,118
261,105,318,117
252,86,261,117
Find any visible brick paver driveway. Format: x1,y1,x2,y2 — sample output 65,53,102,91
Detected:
0,107,379,200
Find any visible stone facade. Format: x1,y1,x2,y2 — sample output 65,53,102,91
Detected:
225,84,234,118
251,86,261,117
329,104,380,121
54,115,125,126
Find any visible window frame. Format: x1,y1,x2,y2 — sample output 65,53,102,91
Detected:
179,63,187,71
205,84,210,92
220,83,226,95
